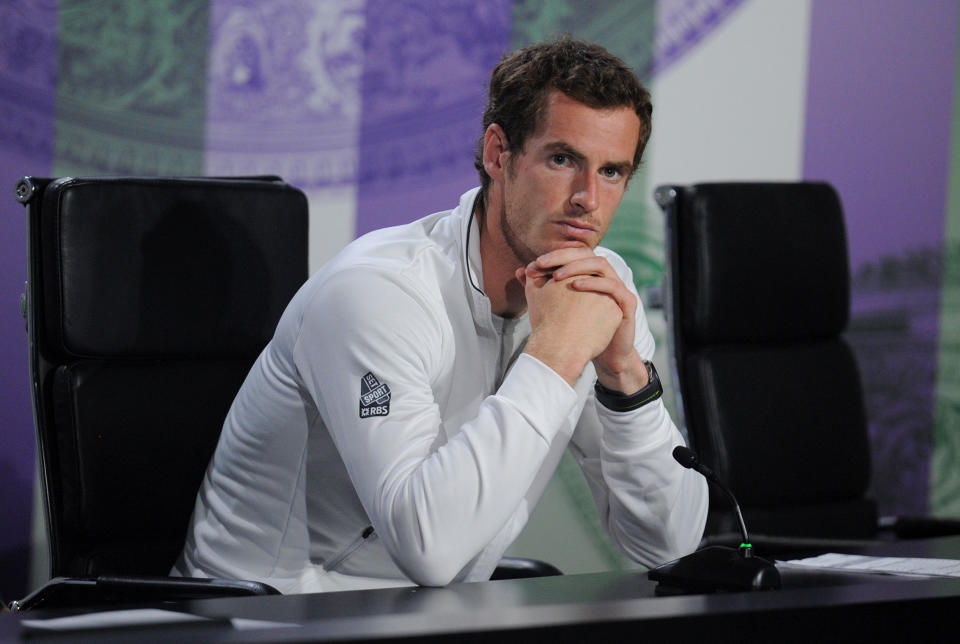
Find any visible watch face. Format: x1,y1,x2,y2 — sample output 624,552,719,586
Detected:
645,360,660,386
640,360,663,403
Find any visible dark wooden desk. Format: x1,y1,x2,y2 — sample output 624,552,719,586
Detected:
5,536,960,643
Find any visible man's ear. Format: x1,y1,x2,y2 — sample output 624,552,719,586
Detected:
483,124,509,183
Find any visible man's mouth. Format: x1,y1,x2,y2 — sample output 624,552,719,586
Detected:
556,220,598,241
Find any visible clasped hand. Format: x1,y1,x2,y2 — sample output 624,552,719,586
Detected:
517,248,646,391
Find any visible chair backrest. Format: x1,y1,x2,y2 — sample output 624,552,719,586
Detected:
18,176,308,577
656,182,877,539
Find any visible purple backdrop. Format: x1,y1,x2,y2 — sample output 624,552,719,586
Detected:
803,0,959,514
804,1,956,270
355,0,512,234
0,1,57,600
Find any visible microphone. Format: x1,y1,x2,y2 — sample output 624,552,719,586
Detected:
672,446,751,552
672,444,709,473
647,446,781,593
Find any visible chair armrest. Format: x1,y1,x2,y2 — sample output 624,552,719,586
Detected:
879,516,960,539
11,575,279,611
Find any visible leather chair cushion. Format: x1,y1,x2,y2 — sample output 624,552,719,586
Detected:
677,182,849,343
52,359,252,567
40,177,307,358
684,338,871,506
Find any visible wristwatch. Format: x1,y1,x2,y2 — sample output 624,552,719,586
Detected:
594,360,663,411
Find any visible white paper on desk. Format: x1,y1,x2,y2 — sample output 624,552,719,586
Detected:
20,608,209,631
779,553,960,578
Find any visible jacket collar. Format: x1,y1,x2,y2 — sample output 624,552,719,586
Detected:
455,187,528,337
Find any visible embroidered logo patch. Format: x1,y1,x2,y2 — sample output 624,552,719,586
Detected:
359,372,391,418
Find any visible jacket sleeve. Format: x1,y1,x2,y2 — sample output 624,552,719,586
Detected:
569,262,708,568
292,268,580,586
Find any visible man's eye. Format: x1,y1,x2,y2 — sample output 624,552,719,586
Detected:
551,154,569,165
602,167,621,179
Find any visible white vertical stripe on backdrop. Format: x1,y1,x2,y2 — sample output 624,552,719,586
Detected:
646,0,812,194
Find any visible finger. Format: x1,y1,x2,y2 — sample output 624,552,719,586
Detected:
569,276,637,317
517,266,549,289
552,256,614,281
524,265,552,287
534,247,595,270
524,260,554,280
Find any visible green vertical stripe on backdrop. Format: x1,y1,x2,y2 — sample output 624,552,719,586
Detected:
507,0,657,572
54,0,208,176
931,14,960,517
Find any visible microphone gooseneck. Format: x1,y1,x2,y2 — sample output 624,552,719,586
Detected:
672,446,751,555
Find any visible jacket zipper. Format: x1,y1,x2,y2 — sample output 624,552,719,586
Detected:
325,525,375,571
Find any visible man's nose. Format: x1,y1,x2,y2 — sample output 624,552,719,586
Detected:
570,171,599,213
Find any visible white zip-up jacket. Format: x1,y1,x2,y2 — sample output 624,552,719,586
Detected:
174,187,707,593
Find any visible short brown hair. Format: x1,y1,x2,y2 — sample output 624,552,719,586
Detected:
474,35,652,205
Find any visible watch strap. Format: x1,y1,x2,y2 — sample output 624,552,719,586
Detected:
594,360,663,411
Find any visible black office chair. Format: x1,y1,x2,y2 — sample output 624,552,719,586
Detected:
12,176,309,609
11,176,558,610
655,181,960,555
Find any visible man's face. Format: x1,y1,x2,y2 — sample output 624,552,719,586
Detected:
497,90,641,265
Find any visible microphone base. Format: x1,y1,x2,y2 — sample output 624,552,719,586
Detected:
648,546,781,594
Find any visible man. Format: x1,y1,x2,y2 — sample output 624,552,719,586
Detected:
174,36,707,593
